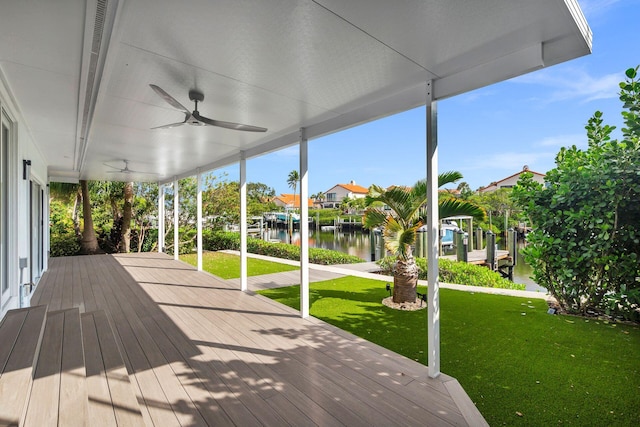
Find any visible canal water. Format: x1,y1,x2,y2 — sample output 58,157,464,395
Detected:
264,229,545,292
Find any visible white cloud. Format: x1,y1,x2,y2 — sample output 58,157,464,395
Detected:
513,67,620,105
537,134,587,148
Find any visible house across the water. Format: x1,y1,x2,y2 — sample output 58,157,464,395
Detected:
320,181,368,208
478,165,546,193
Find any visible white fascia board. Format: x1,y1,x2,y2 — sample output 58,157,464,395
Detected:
434,44,544,100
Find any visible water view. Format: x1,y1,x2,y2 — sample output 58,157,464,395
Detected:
264,229,545,292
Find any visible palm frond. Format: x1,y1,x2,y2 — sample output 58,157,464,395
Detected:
414,171,463,190
362,208,388,230
439,198,487,221
438,171,464,187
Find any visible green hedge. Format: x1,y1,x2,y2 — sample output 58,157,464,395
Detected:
50,233,81,257
378,256,525,290
203,230,364,265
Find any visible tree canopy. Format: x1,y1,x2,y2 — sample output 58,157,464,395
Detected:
513,66,640,321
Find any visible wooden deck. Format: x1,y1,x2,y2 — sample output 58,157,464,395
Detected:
21,253,486,426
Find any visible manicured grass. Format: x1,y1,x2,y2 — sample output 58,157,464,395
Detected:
258,277,640,426
180,251,298,279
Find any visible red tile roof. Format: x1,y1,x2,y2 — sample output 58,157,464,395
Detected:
275,194,313,207
336,183,368,194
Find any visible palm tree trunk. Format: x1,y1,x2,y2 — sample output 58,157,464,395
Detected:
393,256,419,303
72,188,82,240
119,181,133,253
79,180,100,254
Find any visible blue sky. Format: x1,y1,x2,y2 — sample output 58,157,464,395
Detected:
218,0,640,195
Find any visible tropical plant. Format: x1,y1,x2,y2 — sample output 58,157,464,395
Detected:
513,66,640,320
311,192,325,206
49,180,102,254
363,172,486,303
287,170,299,209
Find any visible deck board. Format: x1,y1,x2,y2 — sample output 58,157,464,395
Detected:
0,305,47,426
24,309,65,427
28,253,487,426
59,308,89,427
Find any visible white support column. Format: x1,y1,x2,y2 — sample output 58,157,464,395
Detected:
196,169,203,271
240,153,248,291
158,184,165,253
299,128,309,318
173,178,179,261
426,81,440,378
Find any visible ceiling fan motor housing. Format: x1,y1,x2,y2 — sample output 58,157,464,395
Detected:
189,90,204,102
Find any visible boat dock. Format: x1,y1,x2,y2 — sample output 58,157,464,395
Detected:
441,249,510,265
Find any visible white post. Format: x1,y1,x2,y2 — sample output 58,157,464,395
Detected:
299,129,309,318
173,178,179,260
197,170,203,271
240,153,248,291
426,81,440,378
158,184,164,253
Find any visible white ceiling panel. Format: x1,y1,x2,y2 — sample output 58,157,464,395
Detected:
0,0,591,183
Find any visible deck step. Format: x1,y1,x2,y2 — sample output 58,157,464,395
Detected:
23,308,88,427
0,305,48,426
81,310,145,426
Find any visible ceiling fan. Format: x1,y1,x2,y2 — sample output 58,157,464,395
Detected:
149,84,267,132
104,160,158,176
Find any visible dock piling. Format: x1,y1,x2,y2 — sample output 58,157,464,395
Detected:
507,228,517,267
486,231,496,270
475,227,483,250
455,230,467,262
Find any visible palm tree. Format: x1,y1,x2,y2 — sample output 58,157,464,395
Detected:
49,180,101,254
119,181,134,253
311,191,325,208
363,171,486,303
287,170,300,209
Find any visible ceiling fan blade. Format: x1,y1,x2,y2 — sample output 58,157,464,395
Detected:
149,84,191,115
151,119,188,130
193,112,267,132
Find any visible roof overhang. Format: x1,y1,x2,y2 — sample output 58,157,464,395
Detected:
0,0,591,183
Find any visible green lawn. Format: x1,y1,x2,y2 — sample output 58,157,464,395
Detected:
258,277,640,426
180,251,298,279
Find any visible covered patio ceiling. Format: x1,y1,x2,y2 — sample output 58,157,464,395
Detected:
1,0,591,184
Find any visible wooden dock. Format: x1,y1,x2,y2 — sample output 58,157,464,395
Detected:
442,249,510,266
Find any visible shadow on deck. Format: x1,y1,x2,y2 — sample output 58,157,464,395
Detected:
4,252,487,426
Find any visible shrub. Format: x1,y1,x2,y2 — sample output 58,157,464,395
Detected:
164,228,198,255
513,66,640,318
203,231,364,265
377,256,525,290
50,233,81,257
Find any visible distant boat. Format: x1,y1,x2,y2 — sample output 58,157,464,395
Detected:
264,212,300,223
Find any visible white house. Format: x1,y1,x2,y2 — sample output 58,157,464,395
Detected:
478,166,546,193
321,181,368,208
